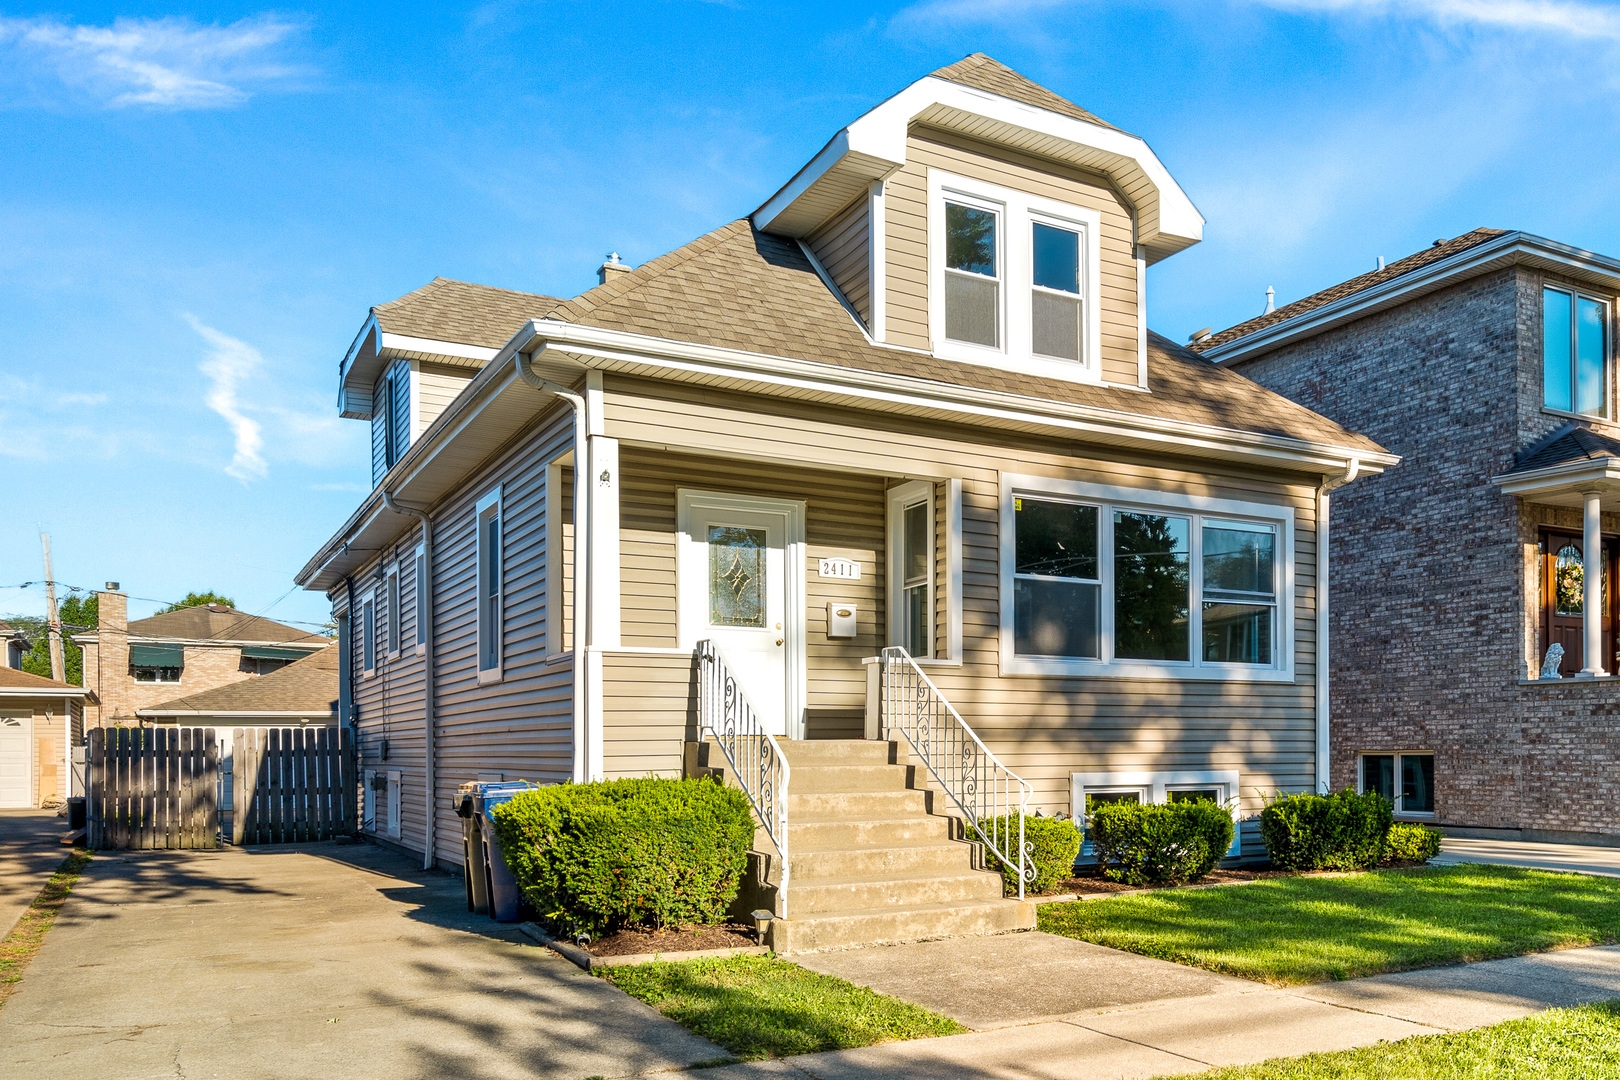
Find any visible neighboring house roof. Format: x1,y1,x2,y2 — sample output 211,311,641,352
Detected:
536,218,1386,454
373,277,564,351
1192,229,1509,355
1509,422,1620,474
137,645,338,717
122,605,327,646
928,53,1122,133
0,666,86,695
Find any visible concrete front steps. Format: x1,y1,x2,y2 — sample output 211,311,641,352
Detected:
693,738,1034,953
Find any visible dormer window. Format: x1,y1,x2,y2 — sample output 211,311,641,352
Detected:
929,171,1101,383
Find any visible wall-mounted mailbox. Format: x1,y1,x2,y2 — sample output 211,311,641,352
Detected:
827,602,858,639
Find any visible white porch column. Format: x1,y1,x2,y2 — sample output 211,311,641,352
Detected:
587,434,621,649
1581,490,1608,677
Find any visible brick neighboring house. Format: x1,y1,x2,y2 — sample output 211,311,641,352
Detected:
1194,228,1620,843
134,644,339,727
75,590,330,728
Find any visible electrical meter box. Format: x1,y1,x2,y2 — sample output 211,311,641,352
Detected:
827,602,858,639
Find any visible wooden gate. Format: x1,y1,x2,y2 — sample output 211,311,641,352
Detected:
232,727,355,845
87,727,219,849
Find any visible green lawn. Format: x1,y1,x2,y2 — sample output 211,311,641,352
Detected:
596,953,965,1059
1039,864,1620,985
1165,1002,1620,1079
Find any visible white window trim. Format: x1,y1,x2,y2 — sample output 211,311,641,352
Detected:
887,480,934,659
385,562,401,661
999,474,1296,681
413,543,427,656
1542,284,1612,421
1356,751,1437,819
361,590,377,677
1072,769,1243,858
928,168,1103,385
476,486,504,684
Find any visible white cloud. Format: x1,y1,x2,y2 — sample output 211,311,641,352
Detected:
0,14,307,109
1256,0,1620,39
186,316,266,483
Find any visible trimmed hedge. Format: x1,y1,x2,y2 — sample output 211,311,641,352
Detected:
1089,799,1235,885
1384,821,1443,864
489,777,754,937
1260,789,1393,871
984,815,1082,894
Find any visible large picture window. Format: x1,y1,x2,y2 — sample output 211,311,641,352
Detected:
1001,476,1292,679
1544,285,1609,418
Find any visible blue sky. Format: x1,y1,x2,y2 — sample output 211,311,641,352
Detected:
3,0,1619,629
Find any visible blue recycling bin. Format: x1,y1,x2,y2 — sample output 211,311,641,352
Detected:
474,782,536,922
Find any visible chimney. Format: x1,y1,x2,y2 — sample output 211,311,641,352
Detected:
87,586,128,729
597,252,633,286
1264,286,1276,315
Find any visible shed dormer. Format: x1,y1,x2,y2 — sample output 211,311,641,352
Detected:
757,54,1202,389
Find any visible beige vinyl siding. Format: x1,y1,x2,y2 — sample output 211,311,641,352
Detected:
884,126,1143,387
602,652,694,779
344,400,578,867
619,447,884,742
603,375,1318,829
415,362,474,436
806,194,872,329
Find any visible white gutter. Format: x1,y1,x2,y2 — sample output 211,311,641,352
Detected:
1314,458,1361,794
382,490,437,871
515,348,593,784
0,686,88,697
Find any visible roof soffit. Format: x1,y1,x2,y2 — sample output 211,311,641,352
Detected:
751,76,1202,263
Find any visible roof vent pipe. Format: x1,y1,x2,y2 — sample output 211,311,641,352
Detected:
1188,327,1213,344
598,252,633,285
1264,286,1275,315
1377,256,1385,271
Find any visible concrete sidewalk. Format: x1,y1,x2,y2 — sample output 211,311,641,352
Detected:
0,841,726,1080
1435,836,1620,877
697,944,1620,1080
0,808,68,937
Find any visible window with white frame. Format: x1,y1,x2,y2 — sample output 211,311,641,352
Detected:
1543,285,1609,419
1001,476,1291,679
1359,752,1435,817
1072,770,1243,857
476,488,503,678
931,171,1101,382
385,564,401,659
414,544,427,653
888,481,934,658
361,593,376,675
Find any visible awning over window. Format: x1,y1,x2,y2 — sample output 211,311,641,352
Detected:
129,644,184,668
240,646,308,661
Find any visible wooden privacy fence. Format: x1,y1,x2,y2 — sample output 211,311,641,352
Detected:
232,727,355,845
87,727,219,850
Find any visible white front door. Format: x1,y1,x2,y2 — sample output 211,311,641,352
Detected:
679,491,803,737
0,715,31,809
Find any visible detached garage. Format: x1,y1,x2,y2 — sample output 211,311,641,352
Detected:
0,668,86,809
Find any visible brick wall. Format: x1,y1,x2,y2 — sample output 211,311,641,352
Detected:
1232,266,1620,840
82,590,258,725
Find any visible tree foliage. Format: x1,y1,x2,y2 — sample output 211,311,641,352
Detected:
157,591,236,614
11,594,98,686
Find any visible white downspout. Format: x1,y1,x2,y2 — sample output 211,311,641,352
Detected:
516,349,592,784
381,491,435,870
1315,457,1361,794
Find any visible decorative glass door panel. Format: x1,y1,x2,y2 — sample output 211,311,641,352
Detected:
1539,530,1616,677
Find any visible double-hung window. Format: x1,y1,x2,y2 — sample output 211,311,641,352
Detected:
476,488,503,680
931,171,1101,382
1360,752,1434,816
888,481,934,657
1544,285,1610,418
1002,476,1291,679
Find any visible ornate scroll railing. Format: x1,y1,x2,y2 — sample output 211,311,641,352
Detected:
696,639,791,918
879,646,1033,899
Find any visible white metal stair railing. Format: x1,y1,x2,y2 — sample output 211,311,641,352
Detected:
879,646,1034,899
696,639,791,918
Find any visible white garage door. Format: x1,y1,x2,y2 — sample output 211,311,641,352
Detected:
0,715,30,809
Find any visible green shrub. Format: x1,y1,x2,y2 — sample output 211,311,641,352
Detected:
983,815,1082,894
489,777,754,937
1260,789,1393,871
1383,821,1442,864
1088,799,1235,885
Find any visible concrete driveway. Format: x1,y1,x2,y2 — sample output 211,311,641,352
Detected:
0,840,726,1080
0,808,67,936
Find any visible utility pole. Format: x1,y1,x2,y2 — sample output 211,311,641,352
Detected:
40,532,65,683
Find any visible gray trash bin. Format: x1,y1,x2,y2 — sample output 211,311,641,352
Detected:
455,783,489,915
475,782,536,922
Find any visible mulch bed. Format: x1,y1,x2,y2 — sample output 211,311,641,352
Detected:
583,923,759,957
1050,860,1433,897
